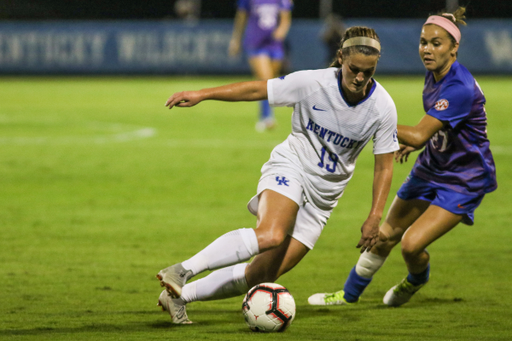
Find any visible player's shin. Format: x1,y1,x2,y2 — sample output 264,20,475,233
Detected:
181,228,259,276
180,263,249,303
343,251,387,302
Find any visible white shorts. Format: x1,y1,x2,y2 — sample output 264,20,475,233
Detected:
247,174,329,250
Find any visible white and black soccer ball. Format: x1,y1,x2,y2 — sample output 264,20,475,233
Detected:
242,283,296,332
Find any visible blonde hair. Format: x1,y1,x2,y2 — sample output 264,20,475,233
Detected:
330,26,380,68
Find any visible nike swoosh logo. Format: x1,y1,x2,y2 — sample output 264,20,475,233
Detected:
312,105,326,111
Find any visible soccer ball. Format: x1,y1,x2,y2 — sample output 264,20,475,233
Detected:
242,283,296,332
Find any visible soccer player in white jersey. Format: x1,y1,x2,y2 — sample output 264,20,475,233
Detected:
156,26,399,324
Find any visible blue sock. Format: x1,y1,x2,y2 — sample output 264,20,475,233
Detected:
343,266,372,303
407,264,430,286
259,100,273,121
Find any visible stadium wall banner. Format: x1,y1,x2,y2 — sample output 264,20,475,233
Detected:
0,19,511,74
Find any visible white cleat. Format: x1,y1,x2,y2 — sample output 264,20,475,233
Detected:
157,290,192,324
383,278,427,307
255,118,277,132
156,263,193,298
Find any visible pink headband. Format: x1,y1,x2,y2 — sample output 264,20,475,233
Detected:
424,15,461,43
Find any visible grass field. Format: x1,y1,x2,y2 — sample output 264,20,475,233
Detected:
1,75,511,341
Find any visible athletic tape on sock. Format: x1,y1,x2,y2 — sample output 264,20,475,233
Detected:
355,252,387,278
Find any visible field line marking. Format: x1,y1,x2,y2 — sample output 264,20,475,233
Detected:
490,145,512,155
0,118,157,145
93,127,157,143
166,139,282,149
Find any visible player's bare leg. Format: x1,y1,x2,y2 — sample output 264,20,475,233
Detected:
246,235,309,288
309,196,430,305
157,189,296,298
384,205,462,306
249,55,277,131
253,189,299,252
159,190,301,308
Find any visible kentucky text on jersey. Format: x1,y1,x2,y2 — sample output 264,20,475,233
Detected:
306,118,361,149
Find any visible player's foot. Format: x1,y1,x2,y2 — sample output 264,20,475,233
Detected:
308,290,358,306
156,263,193,298
255,118,276,132
383,278,427,307
157,290,192,324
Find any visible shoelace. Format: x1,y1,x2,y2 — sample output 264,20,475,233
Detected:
394,280,420,296
324,291,345,304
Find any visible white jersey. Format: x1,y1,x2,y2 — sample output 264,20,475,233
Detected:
264,67,399,212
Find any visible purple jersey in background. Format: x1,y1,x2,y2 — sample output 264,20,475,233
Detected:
237,0,293,51
412,61,497,195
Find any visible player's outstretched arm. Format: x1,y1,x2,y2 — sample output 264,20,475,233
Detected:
397,115,443,149
165,80,268,109
273,10,292,41
357,152,394,253
229,10,248,57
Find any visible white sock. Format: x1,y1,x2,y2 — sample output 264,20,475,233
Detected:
181,228,259,276
180,263,249,303
355,251,387,279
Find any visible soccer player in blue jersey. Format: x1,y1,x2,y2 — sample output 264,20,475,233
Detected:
308,6,498,307
229,0,293,132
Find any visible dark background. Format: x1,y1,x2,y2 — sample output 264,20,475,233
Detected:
1,0,511,20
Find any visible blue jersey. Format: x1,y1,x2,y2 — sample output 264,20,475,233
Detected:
237,0,293,50
411,61,497,195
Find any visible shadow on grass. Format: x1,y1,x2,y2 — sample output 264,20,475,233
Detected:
1,298,467,337
0,309,247,337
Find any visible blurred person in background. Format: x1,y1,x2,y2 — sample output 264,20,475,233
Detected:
308,6,497,308
174,0,201,22
156,26,399,324
321,13,345,66
228,0,293,132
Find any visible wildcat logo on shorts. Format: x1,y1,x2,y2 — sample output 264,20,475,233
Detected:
275,176,290,186
434,99,449,111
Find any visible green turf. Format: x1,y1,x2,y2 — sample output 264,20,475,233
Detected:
1,75,511,341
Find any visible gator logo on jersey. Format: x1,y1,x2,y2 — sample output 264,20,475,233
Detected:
434,99,449,111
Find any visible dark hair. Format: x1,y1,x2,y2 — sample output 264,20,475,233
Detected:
330,26,381,68
433,6,467,45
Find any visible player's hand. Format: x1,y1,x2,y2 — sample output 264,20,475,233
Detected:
394,144,416,164
165,91,202,109
272,30,286,42
228,40,241,57
356,216,381,253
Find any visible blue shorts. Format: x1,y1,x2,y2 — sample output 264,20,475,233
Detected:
397,174,485,225
246,44,285,60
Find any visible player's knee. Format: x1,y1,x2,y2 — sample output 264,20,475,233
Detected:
256,227,288,251
265,231,287,250
400,238,423,260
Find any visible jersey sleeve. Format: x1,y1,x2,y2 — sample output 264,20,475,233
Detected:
280,0,294,10
373,100,399,155
237,0,250,11
426,80,473,128
267,71,313,108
